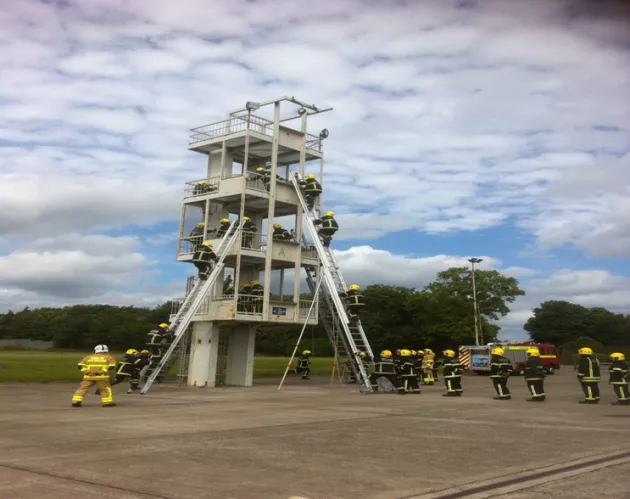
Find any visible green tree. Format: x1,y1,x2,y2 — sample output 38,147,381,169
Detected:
524,300,593,346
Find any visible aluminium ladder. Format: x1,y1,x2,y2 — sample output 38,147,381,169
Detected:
140,222,240,394
290,173,374,390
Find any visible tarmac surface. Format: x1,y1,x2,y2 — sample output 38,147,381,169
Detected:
1,369,630,499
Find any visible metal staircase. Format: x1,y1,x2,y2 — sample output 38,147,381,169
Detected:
140,222,240,394
291,173,374,390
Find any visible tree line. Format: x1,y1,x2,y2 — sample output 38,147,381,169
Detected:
0,267,527,354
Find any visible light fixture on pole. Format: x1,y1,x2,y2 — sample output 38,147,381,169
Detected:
319,128,329,139
297,107,307,116
468,257,483,346
245,101,261,111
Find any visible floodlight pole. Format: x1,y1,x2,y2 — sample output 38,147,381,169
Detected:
468,258,483,346
277,276,324,391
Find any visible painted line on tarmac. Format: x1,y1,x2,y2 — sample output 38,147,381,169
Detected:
403,449,630,499
0,462,175,499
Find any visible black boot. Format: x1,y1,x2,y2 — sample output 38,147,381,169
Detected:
72,402,82,407
95,389,101,395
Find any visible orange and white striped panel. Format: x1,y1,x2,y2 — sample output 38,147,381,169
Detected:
459,346,471,369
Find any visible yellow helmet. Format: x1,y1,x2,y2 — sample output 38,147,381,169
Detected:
202,241,213,248
411,350,417,356
306,174,316,179
400,349,411,357
221,218,230,223
159,323,169,329
302,350,311,355
610,352,626,361
256,167,266,173
359,351,367,359
526,348,540,357
443,349,455,358
491,347,505,356
198,180,208,185
416,349,424,356
197,222,205,227
348,284,360,291
273,223,282,229
243,216,251,222
424,349,434,355
381,350,393,358
578,347,593,356
250,279,260,286
140,349,150,356
126,349,139,355
324,211,334,217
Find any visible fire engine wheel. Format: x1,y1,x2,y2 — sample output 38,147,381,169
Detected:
546,366,555,375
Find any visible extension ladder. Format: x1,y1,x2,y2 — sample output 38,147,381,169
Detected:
291,173,374,390
140,222,240,394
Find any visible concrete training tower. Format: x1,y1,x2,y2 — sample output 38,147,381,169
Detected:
175,97,332,387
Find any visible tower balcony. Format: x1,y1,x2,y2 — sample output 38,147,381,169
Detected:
188,115,324,162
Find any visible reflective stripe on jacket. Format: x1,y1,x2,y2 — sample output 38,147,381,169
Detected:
78,353,117,380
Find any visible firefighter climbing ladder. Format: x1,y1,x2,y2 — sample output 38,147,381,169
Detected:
140,223,240,394
291,173,374,390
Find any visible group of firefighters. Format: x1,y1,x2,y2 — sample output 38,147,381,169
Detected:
71,323,174,407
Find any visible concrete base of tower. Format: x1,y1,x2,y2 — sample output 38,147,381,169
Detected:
187,321,256,388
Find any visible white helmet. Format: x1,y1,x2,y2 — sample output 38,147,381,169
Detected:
94,344,109,353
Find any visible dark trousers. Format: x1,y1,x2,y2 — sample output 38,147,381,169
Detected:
242,232,254,248
581,381,600,402
305,194,319,209
111,374,130,386
193,262,211,280
613,384,630,403
526,379,545,400
370,373,405,393
347,306,361,323
401,374,421,393
492,377,511,398
295,366,310,379
444,375,462,395
319,230,336,247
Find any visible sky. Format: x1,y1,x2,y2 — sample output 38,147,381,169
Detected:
0,0,629,340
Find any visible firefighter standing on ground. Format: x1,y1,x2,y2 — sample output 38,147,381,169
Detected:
442,349,463,396
609,352,629,405
131,350,151,393
490,347,513,400
577,347,601,404
422,349,435,385
109,349,139,393
191,241,218,281
369,350,405,394
313,211,338,247
399,349,421,394
414,349,424,385
72,345,117,407
524,348,546,402
295,350,312,380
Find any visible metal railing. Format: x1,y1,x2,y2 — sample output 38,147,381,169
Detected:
236,294,264,315
190,115,274,144
189,115,323,152
299,300,318,320
245,172,268,192
184,177,221,198
241,233,267,252
300,241,318,260
170,297,210,316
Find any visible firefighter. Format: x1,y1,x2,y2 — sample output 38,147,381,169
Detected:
490,346,513,400
393,349,404,375
313,211,338,247
72,344,117,407
238,282,252,312
240,216,257,248
146,323,169,367
223,275,234,295
422,349,435,385
442,349,463,397
295,350,312,380
299,173,322,210
130,350,151,393
189,222,205,252
399,349,421,394
256,166,271,191
524,348,546,402
215,218,231,238
414,349,425,384
272,223,292,241
609,352,629,406
348,351,369,383
250,279,264,313
577,347,601,404
432,356,443,382
191,241,218,281
369,350,405,394
339,284,365,323
193,180,211,196
110,349,139,391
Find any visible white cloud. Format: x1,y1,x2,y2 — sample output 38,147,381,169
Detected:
0,0,629,318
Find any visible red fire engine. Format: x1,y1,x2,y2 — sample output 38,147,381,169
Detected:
459,342,561,375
